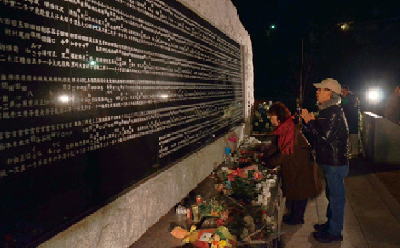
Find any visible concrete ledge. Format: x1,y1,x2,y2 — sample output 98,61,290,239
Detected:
362,112,400,164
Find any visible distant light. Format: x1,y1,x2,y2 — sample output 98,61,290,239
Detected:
366,88,383,104
270,24,276,29
159,94,169,99
339,23,350,31
58,94,71,103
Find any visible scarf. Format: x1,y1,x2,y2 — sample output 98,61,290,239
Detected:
273,117,295,155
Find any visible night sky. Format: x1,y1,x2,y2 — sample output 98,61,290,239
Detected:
232,0,400,111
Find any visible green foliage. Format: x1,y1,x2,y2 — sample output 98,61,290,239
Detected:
199,198,225,217
230,177,257,203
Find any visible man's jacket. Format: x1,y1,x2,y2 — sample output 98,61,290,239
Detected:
303,105,349,166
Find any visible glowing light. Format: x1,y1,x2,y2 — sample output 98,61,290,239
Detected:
270,24,276,29
159,94,169,99
58,94,71,103
366,88,383,104
89,60,97,66
339,23,350,31
364,112,382,118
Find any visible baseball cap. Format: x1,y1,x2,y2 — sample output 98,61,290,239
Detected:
313,78,341,94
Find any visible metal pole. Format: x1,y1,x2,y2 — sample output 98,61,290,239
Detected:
300,38,304,107
297,39,304,126
298,38,322,223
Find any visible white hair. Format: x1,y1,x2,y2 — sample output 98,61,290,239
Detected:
318,92,341,110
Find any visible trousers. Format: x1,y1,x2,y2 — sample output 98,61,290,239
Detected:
320,164,349,236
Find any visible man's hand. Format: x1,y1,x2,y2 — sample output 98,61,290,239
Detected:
301,109,315,123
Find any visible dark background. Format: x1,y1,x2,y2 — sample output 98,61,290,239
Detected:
232,0,400,111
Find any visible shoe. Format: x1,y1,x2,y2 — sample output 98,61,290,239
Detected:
313,223,328,232
283,218,304,225
313,231,343,243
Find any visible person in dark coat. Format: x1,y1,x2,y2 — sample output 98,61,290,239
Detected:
341,85,360,158
301,78,349,243
384,85,400,124
262,102,322,225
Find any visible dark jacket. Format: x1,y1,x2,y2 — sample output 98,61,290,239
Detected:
341,93,359,134
384,94,400,124
263,128,322,201
303,105,349,166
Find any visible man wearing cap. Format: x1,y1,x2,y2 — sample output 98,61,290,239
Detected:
301,78,349,243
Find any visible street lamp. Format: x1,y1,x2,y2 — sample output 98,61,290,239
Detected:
366,88,383,104
338,22,351,31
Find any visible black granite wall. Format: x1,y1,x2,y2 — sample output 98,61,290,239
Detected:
0,0,243,246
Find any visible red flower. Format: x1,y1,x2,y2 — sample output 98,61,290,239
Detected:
216,218,225,226
253,171,263,180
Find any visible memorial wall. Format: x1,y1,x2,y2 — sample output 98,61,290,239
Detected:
0,0,252,247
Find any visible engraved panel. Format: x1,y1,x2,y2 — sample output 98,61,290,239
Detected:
0,0,243,245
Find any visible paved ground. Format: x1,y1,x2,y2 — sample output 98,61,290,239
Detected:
375,170,400,204
281,158,400,248
131,158,400,248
